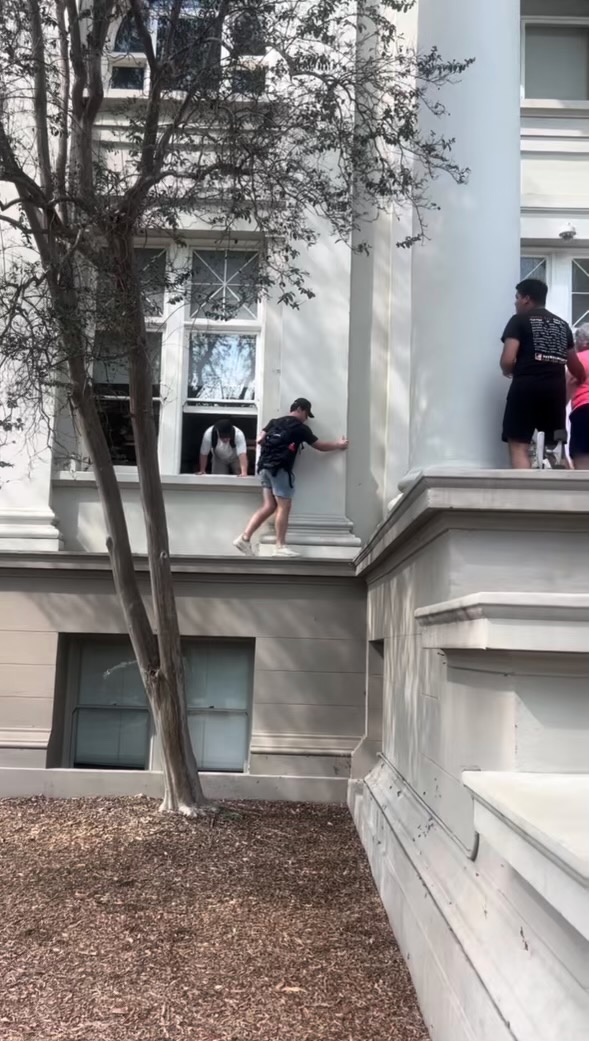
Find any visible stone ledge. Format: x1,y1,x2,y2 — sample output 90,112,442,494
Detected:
358,469,589,576
53,470,260,491
416,592,589,653
463,771,589,942
0,767,347,803
0,550,356,580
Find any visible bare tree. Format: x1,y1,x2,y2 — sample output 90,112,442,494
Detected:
0,0,469,813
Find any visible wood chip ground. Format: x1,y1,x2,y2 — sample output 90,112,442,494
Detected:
0,798,429,1041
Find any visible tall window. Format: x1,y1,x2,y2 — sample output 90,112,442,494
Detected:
523,22,589,100
109,3,265,96
94,249,165,466
181,248,261,474
69,638,253,771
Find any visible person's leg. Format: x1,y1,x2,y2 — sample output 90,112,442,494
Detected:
569,405,589,470
502,380,535,469
508,441,532,469
243,489,277,539
274,497,292,548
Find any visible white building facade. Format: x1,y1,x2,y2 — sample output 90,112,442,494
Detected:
0,2,588,1040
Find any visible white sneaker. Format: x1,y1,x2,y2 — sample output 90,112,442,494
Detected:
273,546,300,558
233,535,255,557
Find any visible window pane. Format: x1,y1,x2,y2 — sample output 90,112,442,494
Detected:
114,15,144,54
187,333,256,401
111,66,145,90
185,643,252,709
520,256,547,282
93,332,162,393
187,712,248,771
572,258,589,293
78,642,148,707
156,14,221,91
135,249,166,316
191,250,259,319
97,400,161,466
232,8,266,56
525,26,589,100
74,708,149,768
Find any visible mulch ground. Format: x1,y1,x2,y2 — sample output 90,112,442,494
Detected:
0,798,428,1041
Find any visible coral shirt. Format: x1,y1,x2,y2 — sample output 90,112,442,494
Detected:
571,351,589,411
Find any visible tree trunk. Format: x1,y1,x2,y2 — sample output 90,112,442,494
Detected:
52,261,206,814
110,232,207,812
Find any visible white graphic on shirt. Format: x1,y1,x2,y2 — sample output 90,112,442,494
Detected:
530,315,568,365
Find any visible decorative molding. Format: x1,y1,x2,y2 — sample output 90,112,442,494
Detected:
251,732,359,755
0,508,62,550
358,469,589,577
0,728,51,749
415,592,589,654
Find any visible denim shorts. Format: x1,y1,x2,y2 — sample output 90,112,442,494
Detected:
259,467,295,500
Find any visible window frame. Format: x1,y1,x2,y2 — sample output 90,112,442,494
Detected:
64,635,254,772
520,16,589,103
106,7,268,100
520,249,589,327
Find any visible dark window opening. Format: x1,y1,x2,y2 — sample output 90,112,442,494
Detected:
181,411,258,474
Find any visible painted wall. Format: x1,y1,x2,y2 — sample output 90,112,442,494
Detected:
0,563,366,774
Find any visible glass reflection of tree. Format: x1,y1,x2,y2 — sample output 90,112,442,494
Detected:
189,334,255,400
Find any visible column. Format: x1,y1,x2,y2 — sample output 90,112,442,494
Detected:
407,0,521,477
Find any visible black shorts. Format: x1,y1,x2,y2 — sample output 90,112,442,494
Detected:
502,377,566,444
570,404,589,458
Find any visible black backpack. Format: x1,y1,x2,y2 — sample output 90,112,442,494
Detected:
211,426,236,450
258,418,300,477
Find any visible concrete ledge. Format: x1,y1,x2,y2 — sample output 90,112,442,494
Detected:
0,768,347,803
416,592,589,653
463,771,589,942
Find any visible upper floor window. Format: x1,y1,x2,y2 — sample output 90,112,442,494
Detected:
110,2,265,95
523,21,589,101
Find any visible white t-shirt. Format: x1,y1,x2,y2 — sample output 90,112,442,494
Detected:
200,425,247,461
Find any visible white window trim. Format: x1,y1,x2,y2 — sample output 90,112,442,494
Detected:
520,248,589,326
105,11,269,101
157,243,263,474
520,16,589,104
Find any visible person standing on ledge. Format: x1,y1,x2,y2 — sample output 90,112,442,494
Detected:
233,397,349,558
500,278,586,469
196,419,249,476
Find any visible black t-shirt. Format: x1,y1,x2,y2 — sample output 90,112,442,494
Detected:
502,308,573,381
259,415,317,470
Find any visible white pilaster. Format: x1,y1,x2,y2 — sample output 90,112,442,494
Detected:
0,414,61,550
407,0,521,478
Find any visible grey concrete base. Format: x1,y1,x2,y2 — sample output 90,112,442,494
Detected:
249,752,351,778
0,748,47,768
0,768,347,803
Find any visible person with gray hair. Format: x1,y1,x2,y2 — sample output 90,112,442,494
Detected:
567,324,589,470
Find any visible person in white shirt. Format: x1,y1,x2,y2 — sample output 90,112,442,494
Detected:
196,419,249,476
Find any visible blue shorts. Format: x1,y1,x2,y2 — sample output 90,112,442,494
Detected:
259,467,295,500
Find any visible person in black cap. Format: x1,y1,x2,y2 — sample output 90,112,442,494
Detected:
233,397,349,558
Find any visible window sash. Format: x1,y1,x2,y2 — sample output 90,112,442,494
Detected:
521,17,589,101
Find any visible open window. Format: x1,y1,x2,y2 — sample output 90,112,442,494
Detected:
180,247,261,472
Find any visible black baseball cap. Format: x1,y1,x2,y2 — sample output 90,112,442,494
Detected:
290,397,314,418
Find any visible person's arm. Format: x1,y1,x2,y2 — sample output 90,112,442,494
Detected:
567,348,587,383
234,428,249,476
500,315,522,377
500,338,519,376
195,427,212,475
311,436,349,452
